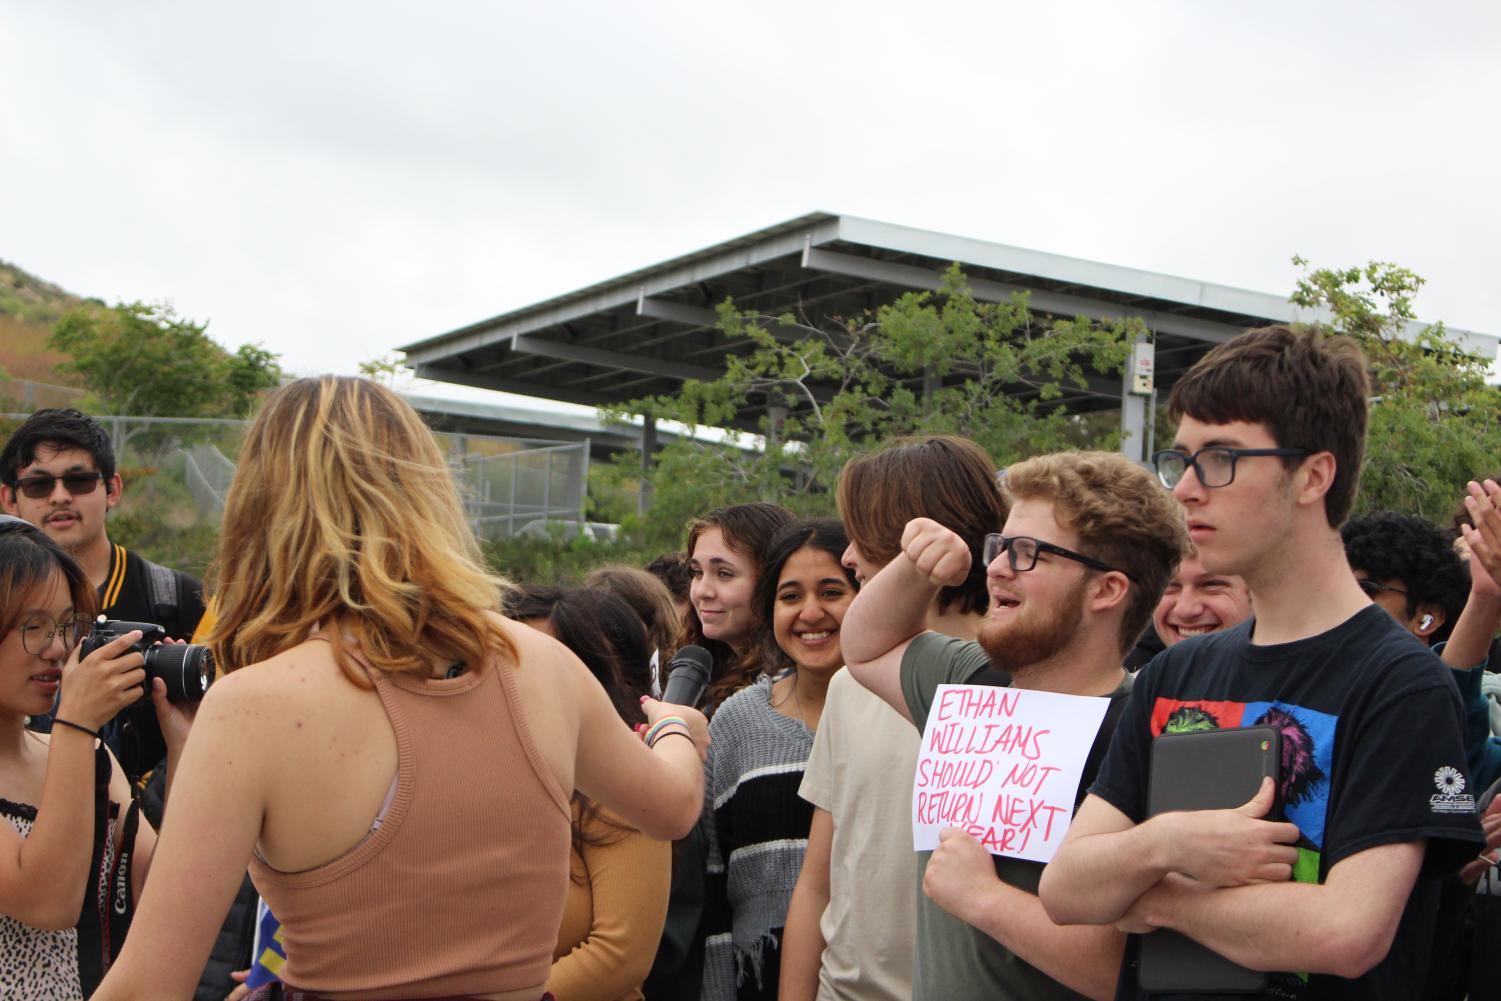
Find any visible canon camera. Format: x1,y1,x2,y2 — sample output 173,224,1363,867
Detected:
78,617,214,704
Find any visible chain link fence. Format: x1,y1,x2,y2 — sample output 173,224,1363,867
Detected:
0,411,591,575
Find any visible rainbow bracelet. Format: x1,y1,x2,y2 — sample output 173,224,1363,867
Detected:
646,716,690,747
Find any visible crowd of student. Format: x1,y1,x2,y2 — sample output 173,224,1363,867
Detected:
2,322,1501,1001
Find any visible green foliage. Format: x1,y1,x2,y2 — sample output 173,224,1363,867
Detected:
481,531,658,587
50,301,281,418
603,266,1136,552
358,353,411,386
1290,258,1501,521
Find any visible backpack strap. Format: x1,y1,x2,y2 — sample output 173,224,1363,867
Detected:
137,554,182,622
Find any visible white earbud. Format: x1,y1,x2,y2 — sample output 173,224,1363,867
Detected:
1420,613,1435,631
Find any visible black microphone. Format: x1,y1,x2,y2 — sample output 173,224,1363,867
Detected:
660,645,714,708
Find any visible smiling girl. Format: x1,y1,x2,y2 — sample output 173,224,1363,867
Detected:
700,520,857,1001
682,504,792,712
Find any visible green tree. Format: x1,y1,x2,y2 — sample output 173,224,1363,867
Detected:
1290,258,1501,521
603,266,1139,552
358,353,411,386
50,301,281,418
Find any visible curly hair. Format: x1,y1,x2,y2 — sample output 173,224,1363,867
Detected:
836,435,1007,616
1002,451,1191,654
1169,325,1371,528
1342,512,1469,639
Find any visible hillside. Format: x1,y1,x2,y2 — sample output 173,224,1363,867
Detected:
0,260,87,393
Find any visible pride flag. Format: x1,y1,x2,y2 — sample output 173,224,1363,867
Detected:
246,900,286,989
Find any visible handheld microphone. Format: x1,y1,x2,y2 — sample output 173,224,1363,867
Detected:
660,645,714,708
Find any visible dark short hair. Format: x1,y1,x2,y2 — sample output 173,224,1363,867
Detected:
1168,326,1370,527
836,435,1007,615
644,551,693,603
752,519,859,678
0,519,97,637
1342,512,1468,640
0,409,116,485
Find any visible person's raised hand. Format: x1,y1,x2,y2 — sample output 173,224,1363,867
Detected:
900,517,972,588
1462,479,1501,599
923,826,999,926
56,630,147,734
1149,776,1301,887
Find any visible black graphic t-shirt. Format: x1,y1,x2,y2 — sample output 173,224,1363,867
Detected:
1092,605,1485,1000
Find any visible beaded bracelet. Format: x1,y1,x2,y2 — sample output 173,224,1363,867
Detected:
649,728,695,751
644,716,690,745
51,718,100,739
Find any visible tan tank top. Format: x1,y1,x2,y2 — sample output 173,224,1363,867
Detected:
248,649,572,1000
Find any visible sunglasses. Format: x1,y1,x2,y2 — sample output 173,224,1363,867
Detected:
10,472,105,500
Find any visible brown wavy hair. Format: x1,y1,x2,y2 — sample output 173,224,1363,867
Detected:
584,564,684,662
204,376,514,681
1002,451,1190,654
683,502,794,710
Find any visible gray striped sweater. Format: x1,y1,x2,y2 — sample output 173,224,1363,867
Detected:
701,675,815,1001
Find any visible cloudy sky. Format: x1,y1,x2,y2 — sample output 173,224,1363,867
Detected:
4,1,1497,401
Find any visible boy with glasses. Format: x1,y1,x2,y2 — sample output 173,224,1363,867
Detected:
1040,326,1485,1000
844,450,1189,1000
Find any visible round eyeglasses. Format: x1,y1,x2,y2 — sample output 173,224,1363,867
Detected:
1151,447,1310,489
16,611,91,656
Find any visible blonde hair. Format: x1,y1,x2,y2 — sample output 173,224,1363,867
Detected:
1002,451,1190,654
206,376,514,682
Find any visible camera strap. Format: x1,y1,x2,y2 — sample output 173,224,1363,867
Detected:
87,752,140,981
104,797,141,957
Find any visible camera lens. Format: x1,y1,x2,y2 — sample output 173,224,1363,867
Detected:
142,644,215,703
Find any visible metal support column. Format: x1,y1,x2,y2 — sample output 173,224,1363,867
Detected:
638,412,657,515
1120,338,1155,465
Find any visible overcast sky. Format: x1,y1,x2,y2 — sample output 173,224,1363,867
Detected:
4,1,1498,403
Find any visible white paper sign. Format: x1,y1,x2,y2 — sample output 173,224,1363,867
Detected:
912,685,1111,863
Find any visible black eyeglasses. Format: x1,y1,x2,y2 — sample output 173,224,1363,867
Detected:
10,471,105,500
1150,447,1310,489
17,611,91,656
1357,579,1407,598
983,534,1138,582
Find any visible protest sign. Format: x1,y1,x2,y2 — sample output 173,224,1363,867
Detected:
912,684,1110,863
